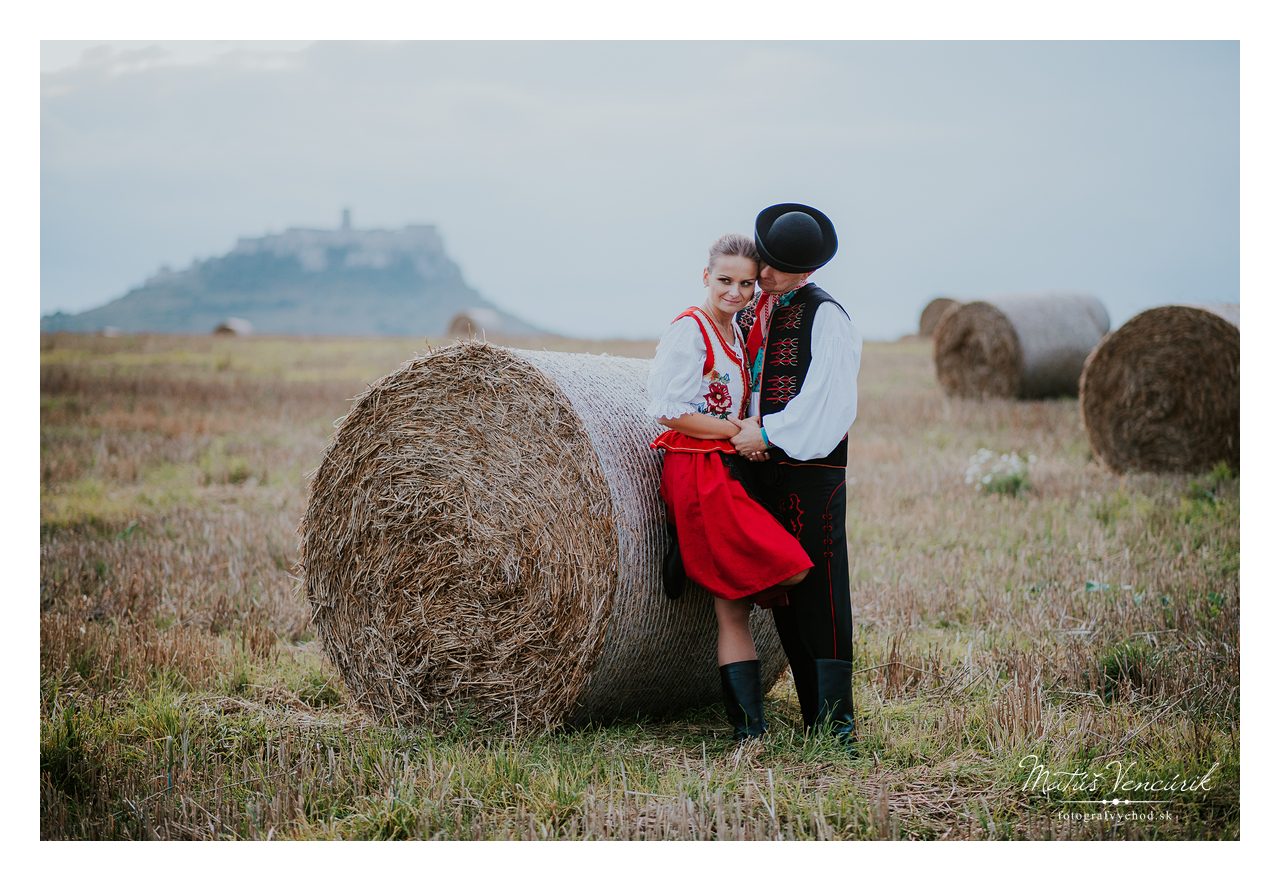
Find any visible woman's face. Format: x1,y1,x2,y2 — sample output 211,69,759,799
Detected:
702,255,758,321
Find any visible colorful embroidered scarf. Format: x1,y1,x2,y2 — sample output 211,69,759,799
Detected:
746,287,801,394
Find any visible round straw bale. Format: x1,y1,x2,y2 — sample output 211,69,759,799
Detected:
933,292,1110,399
918,297,957,338
299,340,790,727
447,308,504,338
1080,304,1239,474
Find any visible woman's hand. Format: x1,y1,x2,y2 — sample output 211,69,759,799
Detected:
727,416,770,461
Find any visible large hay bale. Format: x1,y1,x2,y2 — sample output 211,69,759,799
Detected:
918,297,957,338
299,341,790,727
1080,304,1239,473
933,292,1110,399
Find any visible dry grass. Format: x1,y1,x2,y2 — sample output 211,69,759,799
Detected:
40,333,1239,840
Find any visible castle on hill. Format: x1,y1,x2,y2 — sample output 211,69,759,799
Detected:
41,211,541,337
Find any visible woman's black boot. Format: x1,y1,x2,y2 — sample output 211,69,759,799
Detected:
720,660,767,740
662,522,686,599
813,658,857,752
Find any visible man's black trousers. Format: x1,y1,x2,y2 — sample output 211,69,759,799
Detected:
732,457,853,728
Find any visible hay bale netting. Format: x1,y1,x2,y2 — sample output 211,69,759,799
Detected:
1080,304,1239,474
933,292,1110,399
299,340,790,727
918,297,957,338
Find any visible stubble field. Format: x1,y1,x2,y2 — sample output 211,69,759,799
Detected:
39,331,1239,840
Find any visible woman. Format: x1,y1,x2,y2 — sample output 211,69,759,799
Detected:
647,233,813,740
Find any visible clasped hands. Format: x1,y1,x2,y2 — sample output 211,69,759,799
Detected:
728,416,770,462
656,412,770,461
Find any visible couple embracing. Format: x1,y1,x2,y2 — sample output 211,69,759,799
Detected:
647,203,863,750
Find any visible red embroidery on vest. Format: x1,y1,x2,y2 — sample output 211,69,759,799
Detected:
774,305,804,330
764,374,798,405
768,338,799,367
786,493,804,537
737,299,758,332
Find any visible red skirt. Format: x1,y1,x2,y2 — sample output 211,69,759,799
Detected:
654,433,812,608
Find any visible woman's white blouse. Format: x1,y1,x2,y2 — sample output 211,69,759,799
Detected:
646,314,748,421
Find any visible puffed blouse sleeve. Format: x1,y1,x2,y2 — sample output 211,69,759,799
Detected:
646,316,707,420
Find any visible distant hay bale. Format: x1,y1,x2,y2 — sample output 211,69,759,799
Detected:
1080,304,1239,474
299,340,789,727
933,293,1110,399
213,317,254,336
918,297,957,338
448,308,504,338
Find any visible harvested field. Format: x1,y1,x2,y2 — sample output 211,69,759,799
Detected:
40,332,1239,840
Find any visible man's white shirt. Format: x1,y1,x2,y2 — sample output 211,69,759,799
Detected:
749,301,862,462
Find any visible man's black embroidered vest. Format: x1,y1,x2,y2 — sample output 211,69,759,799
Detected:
737,283,849,468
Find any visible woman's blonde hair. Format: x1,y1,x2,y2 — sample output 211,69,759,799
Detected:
707,233,759,271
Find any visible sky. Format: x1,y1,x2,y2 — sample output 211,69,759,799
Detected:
40,38,1240,341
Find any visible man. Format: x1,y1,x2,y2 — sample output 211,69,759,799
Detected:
729,202,862,748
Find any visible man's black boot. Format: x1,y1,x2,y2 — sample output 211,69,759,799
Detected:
791,661,820,731
719,660,767,741
662,522,686,599
814,658,857,752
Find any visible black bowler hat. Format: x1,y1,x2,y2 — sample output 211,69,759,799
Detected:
754,203,838,273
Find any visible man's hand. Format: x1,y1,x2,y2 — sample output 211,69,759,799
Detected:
728,416,770,459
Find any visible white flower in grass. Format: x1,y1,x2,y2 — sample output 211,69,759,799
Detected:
963,447,1035,494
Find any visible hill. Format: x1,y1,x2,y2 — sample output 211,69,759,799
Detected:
40,220,542,337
